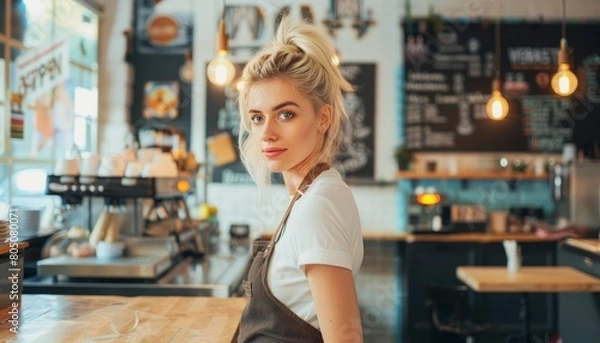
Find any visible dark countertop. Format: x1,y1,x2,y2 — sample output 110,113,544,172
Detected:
23,242,251,298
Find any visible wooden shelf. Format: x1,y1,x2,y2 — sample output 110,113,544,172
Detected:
396,170,548,181
0,242,29,255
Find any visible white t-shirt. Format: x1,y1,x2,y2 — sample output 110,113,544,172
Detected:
267,168,364,329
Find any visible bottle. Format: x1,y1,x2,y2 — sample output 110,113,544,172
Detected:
432,215,442,232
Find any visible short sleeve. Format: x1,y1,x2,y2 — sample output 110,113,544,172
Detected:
289,194,354,273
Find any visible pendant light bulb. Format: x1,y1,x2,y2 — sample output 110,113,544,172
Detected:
207,21,235,86
486,79,509,120
551,39,577,96
207,52,235,86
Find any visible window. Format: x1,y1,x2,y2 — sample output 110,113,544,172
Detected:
0,0,99,220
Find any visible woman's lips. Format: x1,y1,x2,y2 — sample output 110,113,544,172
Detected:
263,148,286,158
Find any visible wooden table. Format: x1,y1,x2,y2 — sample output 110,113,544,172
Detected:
456,266,600,342
0,294,246,342
456,266,600,293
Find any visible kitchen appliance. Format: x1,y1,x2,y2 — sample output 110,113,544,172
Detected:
22,174,252,298
42,175,208,279
407,192,452,233
550,162,600,229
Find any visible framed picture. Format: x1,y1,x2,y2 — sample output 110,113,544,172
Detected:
143,81,179,119
135,0,194,54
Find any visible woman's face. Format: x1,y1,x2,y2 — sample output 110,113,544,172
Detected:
247,78,327,175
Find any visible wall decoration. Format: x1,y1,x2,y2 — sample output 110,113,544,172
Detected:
225,5,267,56
323,0,375,38
273,5,315,32
224,4,318,57
336,63,376,179
205,63,376,183
131,0,193,150
135,0,193,54
143,81,179,119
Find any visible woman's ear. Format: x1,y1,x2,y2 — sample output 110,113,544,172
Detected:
318,105,333,133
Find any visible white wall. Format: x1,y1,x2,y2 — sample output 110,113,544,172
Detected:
97,0,134,155
98,0,600,237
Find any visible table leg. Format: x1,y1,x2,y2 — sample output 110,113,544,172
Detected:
520,293,531,343
505,293,532,343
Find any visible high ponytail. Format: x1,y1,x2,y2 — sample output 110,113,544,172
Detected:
238,18,354,188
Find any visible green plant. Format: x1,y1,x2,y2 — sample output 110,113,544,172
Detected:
394,145,413,170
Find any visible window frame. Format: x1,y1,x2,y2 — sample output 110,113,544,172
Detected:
0,0,100,213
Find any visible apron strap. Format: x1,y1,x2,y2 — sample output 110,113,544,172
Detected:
270,162,330,245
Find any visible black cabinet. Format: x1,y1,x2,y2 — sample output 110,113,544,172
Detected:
403,243,476,342
403,241,557,343
558,245,600,343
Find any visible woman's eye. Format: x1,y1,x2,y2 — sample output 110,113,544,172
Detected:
279,111,294,120
250,115,264,124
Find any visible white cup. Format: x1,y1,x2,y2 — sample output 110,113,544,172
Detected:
96,241,125,259
54,158,79,176
80,154,100,176
141,163,156,178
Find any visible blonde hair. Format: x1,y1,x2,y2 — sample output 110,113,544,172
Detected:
238,18,354,188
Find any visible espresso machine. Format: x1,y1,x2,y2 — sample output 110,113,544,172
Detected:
550,162,600,230
40,175,208,280
407,188,452,233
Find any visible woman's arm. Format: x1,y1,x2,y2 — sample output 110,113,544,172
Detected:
305,264,363,343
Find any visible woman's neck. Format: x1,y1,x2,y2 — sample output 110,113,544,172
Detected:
282,158,319,195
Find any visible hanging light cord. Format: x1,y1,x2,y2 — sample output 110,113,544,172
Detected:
561,0,566,39
221,0,226,22
495,18,501,81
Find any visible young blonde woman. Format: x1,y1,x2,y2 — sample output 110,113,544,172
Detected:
236,18,364,343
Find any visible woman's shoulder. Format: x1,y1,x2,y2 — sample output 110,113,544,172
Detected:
310,168,351,193
295,168,358,215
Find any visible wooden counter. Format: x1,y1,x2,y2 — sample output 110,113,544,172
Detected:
260,231,409,241
565,238,600,255
260,231,558,243
404,232,560,243
0,295,246,342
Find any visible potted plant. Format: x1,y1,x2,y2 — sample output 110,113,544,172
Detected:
394,145,413,171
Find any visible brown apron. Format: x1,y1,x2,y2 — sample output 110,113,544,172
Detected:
236,163,330,343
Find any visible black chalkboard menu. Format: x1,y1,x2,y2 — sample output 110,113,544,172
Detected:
403,19,600,153
205,63,376,183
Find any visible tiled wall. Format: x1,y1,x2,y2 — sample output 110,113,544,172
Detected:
97,0,600,238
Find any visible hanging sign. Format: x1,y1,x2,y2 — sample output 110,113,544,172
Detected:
15,36,70,104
